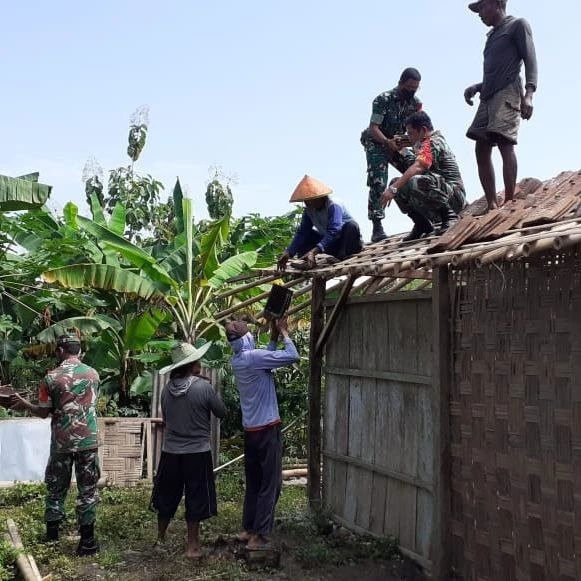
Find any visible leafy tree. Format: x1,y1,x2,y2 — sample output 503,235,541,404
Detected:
41,180,258,344
82,106,164,242
206,178,233,220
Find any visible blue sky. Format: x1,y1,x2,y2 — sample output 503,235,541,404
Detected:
1,1,578,240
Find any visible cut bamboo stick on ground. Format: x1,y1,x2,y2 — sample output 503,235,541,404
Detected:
5,518,45,581
282,469,307,479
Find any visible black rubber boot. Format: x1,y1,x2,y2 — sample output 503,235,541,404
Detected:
76,524,99,556
436,206,458,236
371,219,387,243
46,520,60,542
402,211,435,242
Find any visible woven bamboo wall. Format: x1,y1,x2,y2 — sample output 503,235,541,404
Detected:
97,418,145,486
450,250,581,580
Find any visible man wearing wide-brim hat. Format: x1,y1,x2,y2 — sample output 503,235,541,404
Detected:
277,175,363,271
150,342,226,559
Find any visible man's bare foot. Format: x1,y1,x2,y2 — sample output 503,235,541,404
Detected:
236,531,252,543
499,196,516,208
185,545,203,559
247,533,271,550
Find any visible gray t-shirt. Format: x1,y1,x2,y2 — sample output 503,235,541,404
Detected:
480,15,538,101
161,375,226,454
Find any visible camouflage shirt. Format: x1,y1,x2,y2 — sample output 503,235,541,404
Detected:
38,357,100,453
415,130,465,190
364,88,422,140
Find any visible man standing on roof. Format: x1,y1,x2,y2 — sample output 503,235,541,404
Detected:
150,342,225,559
8,333,101,556
277,175,363,271
381,111,467,241
361,68,422,242
225,318,299,551
465,0,537,211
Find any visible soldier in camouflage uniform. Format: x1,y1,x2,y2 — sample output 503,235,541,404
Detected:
381,111,467,241
9,333,101,556
361,67,423,242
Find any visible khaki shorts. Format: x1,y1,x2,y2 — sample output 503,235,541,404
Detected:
466,81,522,145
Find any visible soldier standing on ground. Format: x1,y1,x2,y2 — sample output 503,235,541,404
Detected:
9,333,101,556
361,67,422,242
465,0,538,211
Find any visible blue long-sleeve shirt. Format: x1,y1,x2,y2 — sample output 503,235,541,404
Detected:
229,333,299,430
287,199,355,256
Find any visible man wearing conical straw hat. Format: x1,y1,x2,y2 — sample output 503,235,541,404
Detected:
277,175,363,271
150,342,226,559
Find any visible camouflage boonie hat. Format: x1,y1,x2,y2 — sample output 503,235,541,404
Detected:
56,332,81,346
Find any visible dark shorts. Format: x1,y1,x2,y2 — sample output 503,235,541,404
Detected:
150,451,217,522
466,81,522,146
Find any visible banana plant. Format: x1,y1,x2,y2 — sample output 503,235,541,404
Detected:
41,179,258,343
35,308,171,400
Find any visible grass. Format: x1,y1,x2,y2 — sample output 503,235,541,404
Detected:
0,470,402,580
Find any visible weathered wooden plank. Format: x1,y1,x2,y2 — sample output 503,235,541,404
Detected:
348,305,366,370
329,289,432,306
334,376,350,455
384,382,404,474
322,450,433,492
416,299,433,376
332,459,347,520
331,512,433,573
324,374,338,454
355,377,376,530
384,479,403,540
369,472,388,535
398,483,418,554
324,301,350,368
432,266,452,580
343,463,358,526
308,276,326,508
388,301,419,374
325,367,432,385
417,387,434,484
402,387,420,479
347,376,363,459
416,489,434,559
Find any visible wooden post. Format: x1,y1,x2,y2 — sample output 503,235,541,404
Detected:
307,276,326,509
432,266,451,580
209,368,222,467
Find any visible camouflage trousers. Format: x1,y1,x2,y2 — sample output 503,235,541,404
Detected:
395,173,466,224
45,449,100,526
365,143,413,221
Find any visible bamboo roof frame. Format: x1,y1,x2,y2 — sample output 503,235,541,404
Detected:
217,170,581,320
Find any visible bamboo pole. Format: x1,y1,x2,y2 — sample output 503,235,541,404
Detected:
475,246,511,267
553,233,581,251
216,273,281,299
307,277,326,509
5,519,43,581
522,237,556,257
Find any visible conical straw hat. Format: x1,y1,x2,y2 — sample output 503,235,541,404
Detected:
289,175,333,202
